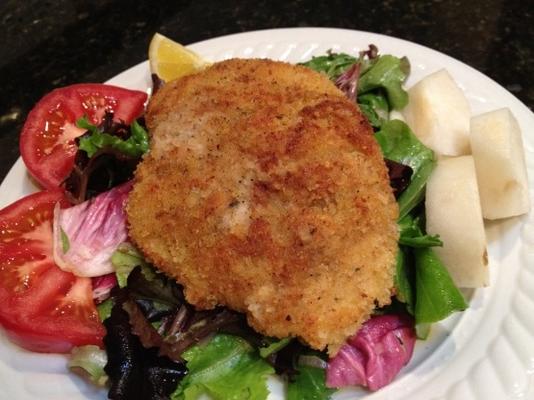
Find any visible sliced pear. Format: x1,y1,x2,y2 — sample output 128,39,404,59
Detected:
425,156,488,288
403,69,471,156
470,108,530,219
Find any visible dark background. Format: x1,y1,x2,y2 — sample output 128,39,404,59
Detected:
1,0,532,184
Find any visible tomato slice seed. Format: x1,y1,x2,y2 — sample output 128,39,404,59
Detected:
34,102,79,160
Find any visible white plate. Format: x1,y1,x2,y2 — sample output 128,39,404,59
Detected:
1,28,533,400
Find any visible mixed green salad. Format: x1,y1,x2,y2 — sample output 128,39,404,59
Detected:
71,47,466,399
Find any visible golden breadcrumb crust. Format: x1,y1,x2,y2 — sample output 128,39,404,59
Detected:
127,58,399,353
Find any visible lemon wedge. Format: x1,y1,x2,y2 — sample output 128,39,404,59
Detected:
148,33,210,82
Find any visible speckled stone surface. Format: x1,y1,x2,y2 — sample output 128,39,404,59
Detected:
0,0,532,183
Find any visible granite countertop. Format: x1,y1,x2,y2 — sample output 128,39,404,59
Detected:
0,0,532,184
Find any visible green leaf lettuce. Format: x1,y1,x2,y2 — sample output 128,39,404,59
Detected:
287,365,335,400
76,117,149,158
375,120,436,218
171,334,274,400
358,55,410,110
68,345,108,386
299,52,357,80
414,248,468,324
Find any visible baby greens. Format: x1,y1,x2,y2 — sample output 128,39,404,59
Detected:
414,248,468,323
259,337,291,358
394,248,414,313
171,334,274,400
68,345,108,386
77,116,149,158
398,213,442,248
64,113,147,204
301,47,410,128
287,365,334,400
358,55,410,110
396,213,466,323
62,46,472,399
103,291,187,400
375,120,436,219
375,121,466,325
300,52,357,80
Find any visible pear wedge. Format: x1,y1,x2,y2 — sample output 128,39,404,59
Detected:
470,108,530,220
403,69,471,156
425,156,488,288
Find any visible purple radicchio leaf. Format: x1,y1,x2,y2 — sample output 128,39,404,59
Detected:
92,273,118,304
53,181,132,277
335,63,361,102
326,314,416,391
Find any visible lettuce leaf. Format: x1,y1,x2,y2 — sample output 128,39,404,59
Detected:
77,117,149,158
68,345,108,386
414,248,468,323
375,120,436,219
111,243,150,288
52,182,132,277
64,113,144,204
171,334,274,400
358,55,410,110
97,298,114,321
398,213,443,248
301,47,410,136
394,248,414,314
395,212,465,324
287,365,334,400
358,92,390,128
299,52,357,80
259,337,291,358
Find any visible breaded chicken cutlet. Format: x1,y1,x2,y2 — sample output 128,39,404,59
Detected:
127,58,399,353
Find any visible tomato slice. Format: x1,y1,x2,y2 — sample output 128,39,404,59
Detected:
0,189,105,353
20,84,147,189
